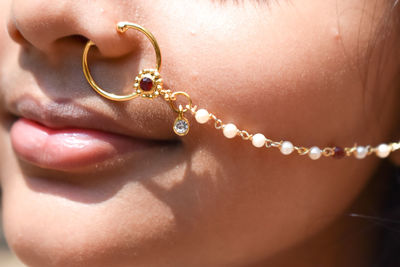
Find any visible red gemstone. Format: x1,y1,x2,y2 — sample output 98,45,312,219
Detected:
140,77,154,92
333,146,345,159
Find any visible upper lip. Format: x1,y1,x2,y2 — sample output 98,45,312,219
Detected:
6,94,181,142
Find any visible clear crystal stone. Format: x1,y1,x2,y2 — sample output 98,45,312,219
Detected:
174,119,189,135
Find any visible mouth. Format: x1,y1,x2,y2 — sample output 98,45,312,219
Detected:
8,95,181,173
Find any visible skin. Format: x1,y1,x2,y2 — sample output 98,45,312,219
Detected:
0,0,400,266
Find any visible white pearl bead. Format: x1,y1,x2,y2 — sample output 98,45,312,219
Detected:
252,133,266,148
195,109,209,124
376,143,391,158
309,146,322,160
280,141,294,155
355,146,368,159
223,123,238,139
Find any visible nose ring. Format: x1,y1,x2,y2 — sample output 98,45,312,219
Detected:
82,22,163,101
81,21,400,159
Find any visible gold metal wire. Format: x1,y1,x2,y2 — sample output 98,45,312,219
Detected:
169,92,193,113
82,22,162,101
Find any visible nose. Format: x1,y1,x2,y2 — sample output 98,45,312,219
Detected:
7,0,142,57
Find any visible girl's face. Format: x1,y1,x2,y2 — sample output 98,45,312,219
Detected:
0,0,399,266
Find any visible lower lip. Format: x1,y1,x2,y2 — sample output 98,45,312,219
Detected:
10,118,153,172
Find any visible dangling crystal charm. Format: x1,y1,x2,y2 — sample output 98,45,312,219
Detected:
173,112,189,136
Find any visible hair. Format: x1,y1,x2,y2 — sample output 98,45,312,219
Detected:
360,1,400,265
369,161,400,266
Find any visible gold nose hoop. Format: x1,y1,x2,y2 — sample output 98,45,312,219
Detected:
82,21,192,136
83,22,163,102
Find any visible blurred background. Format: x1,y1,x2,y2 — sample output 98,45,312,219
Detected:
0,192,25,266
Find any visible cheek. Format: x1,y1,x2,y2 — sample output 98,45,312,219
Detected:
176,137,380,263
149,0,396,261
165,2,365,146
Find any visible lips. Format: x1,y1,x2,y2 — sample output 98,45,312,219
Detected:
11,118,150,171
8,95,178,141
8,96,181,172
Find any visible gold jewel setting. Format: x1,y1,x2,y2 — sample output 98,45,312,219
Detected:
134,69,163,99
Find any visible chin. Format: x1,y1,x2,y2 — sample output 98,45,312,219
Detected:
2,176,182,267
5,212,180,267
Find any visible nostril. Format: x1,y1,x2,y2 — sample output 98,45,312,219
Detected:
55,34,89,46
7,20,88,50
69,35,89,45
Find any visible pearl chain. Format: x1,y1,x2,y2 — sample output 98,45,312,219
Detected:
83,23,399,161
192,108,399,160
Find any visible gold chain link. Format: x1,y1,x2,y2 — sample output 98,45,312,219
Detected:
161,88,398,160
238,130,252,141
322,147,335,157
295,146,310,155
